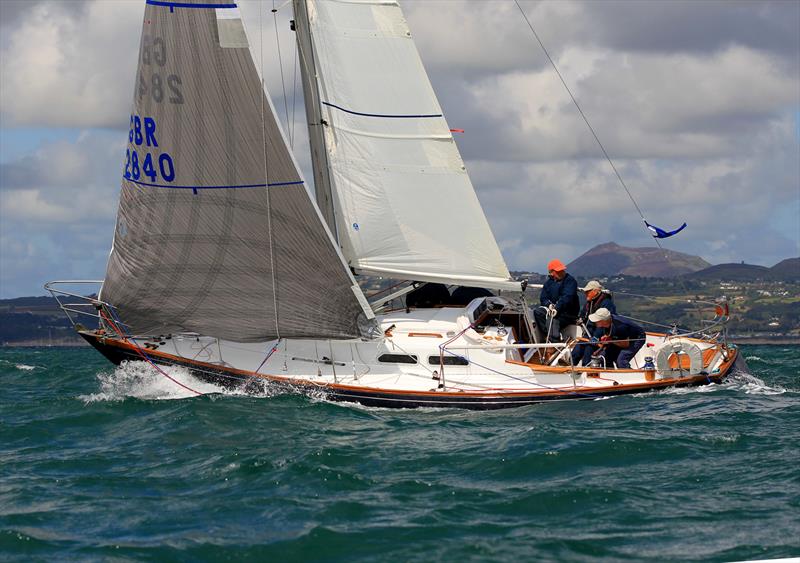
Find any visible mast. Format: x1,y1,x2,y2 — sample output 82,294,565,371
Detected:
292,0,339,244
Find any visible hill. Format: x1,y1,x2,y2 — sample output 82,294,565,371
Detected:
0,295,93,346
685,258,799,282
685,263,770,281
567,242,710,278
770,258,800,281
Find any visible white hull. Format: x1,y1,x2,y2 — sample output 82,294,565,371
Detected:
80,303,739,409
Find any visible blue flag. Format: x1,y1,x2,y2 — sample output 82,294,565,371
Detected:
645,220,687,239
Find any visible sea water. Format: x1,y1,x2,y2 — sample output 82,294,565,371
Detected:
1,345,798,561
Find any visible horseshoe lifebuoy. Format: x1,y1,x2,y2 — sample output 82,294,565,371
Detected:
654,338,704,377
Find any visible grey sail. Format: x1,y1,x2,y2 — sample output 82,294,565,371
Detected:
101,0,370,342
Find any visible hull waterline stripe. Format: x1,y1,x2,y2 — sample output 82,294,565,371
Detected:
321,101,442,119
126,178,304,195
146,1,238,9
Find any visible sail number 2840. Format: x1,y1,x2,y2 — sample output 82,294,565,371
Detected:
125,114,175,183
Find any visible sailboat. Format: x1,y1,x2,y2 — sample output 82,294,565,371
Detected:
47,0,739,409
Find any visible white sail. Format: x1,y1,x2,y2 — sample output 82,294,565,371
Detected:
300,0,519,291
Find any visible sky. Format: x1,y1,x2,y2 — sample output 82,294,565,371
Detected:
0,0,798,298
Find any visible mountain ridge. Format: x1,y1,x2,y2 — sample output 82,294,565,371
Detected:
563,242,798,281
566,242,711,278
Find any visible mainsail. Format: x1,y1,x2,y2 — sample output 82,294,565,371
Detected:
296,0,518,291
102,0,372,342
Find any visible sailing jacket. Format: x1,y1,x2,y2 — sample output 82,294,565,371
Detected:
591,315,646,348
580,292,616,333
539,272,579,324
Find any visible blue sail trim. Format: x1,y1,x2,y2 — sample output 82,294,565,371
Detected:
645,220,687,239
127,178,303,195
146,1,238,9
321,101,442,119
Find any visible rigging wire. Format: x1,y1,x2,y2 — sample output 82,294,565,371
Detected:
512,0,704,318
261,0,281,339
512,0,645,219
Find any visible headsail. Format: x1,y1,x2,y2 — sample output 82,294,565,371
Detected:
101,0,371,342
296,0,519,291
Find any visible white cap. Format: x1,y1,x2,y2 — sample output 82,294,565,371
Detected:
588,307,612,323
581,280,603,292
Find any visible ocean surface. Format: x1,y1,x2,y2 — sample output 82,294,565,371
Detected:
1,345,798,562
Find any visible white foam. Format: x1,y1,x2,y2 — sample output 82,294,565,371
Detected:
727,371,786,395
81,360,223,402
80,360,290,402
657,382,723,396
701,432,741,444
0,359,40,371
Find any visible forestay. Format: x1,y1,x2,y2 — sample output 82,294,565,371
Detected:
301,0,518,291
102,0,371,342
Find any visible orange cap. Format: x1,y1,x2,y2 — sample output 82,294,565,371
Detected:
547,259,566,272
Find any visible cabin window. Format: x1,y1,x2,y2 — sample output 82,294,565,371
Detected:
378,353,418,364
428,356,469,366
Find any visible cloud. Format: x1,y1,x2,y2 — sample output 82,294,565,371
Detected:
580,0,800,61
0,0,143,128
471,111,799,271
0,0,312,297
403,0,799,272
441,45,798,163
0,130,122,296
0,0,798,298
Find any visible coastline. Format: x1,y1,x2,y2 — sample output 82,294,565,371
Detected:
730,337,800,345
1,340,87,348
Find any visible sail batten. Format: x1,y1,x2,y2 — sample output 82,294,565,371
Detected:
101,0,370,342
321,101,443,119
301,0,516,290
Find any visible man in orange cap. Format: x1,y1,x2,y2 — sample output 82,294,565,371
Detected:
534,259,579,343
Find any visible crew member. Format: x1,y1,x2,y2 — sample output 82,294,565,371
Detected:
582,308,646,369
570,280,616,365
578,280,616,332
534,259,579,342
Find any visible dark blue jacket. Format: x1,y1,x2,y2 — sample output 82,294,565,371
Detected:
579,292,616,322
592,315,646,345
539,272,579,323
580,292,616,334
